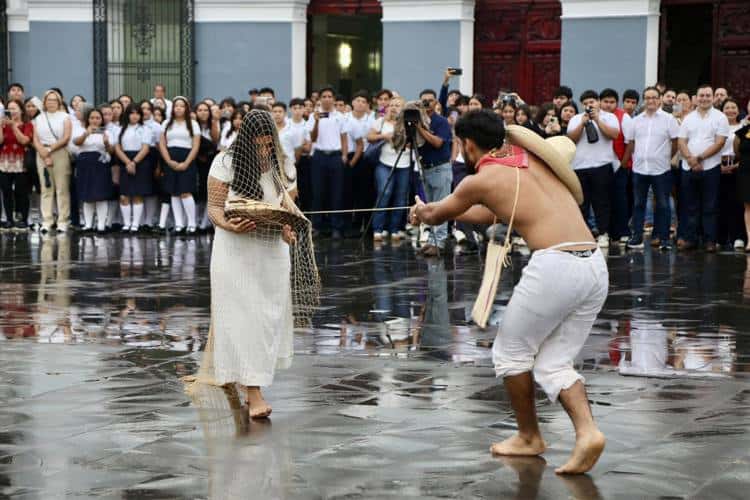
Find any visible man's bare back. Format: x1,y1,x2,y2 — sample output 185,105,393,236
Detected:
462,154,594,251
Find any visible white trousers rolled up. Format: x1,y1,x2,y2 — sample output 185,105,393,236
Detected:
493,242,609,402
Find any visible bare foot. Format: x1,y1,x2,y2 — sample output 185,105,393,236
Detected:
490,433,546,456
246,387,272,419
555,429,605,475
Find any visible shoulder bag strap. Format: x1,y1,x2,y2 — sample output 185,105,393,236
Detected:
491,166,521,264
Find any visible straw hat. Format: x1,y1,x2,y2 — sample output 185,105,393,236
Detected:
504,125,583,205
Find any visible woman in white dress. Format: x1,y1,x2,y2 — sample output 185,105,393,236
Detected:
206,109,298,419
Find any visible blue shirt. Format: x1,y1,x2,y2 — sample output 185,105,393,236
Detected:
419,113,452,166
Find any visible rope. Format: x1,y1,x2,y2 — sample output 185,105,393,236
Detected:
302,206,411,215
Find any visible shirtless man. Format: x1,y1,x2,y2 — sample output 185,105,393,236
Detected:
410,110,608,474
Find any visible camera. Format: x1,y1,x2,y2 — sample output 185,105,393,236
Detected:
403,108,421,143
502,94,516,106
4,110,11,118
585,106,594,116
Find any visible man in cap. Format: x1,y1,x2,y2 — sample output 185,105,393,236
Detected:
410,110,608,474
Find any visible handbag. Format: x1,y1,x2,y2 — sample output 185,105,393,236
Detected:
471,166,520,328
363,119,386,165
42,112,74,163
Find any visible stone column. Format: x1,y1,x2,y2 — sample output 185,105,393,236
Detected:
194,0,309,103
380,0,475,99
559,0,660,98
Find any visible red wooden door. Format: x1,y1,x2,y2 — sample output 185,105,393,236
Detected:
474,0,561,105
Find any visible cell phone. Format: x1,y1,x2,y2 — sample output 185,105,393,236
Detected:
447,67,463,76
549,116,558,125
319,111,330,119
673,103,682,115
450,110,459,121
94,127,105,134
3,110,11,117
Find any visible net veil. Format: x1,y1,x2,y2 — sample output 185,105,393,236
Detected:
184,110,319,393
224,109,320,328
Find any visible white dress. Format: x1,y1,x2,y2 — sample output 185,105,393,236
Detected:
208,151,294,387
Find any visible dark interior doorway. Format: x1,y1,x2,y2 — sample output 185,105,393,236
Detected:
307,14,382,100
661,4,713,91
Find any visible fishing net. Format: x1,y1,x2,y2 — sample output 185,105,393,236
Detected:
184,110,319,394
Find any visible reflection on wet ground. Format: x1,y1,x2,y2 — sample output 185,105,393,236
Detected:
1,232,749,498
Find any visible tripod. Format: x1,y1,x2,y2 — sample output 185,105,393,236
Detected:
360,131,422,244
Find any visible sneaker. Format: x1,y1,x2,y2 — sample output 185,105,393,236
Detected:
121,225,131,233
660,242,673,251
130,226,140,233
454,229,467,243
381,230,389,239
391,232,402,242
40,226,50,235
619,236,629,244
597,234,610,248
734,239,745,250
14,221,28,231
627,237,644,249
373,231,384,242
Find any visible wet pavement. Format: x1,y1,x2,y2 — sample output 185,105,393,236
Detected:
1,231,749,499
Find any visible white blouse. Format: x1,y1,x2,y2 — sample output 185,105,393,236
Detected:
143,119,162,146
220,129,237,151
35,111,70,145
115,125,149,152
162,120,200,149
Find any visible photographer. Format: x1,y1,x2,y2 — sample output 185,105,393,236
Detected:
367,97,412,242
439,68,463,118
567,90,620,248
417,89,453,256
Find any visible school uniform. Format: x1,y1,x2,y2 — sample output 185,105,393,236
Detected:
114,125,153,197
161,120,199,196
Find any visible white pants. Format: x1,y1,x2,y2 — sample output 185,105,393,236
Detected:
493,243,608,402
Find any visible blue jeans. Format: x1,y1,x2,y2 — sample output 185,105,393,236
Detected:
679,166,721,244
632,171,672,242
311,151,346,232
610,167,631,240
422,162,452,247
373,163,411,233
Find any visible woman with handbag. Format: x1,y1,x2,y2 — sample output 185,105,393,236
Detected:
32,90,72,234
366,96,411,242
0,99,34,230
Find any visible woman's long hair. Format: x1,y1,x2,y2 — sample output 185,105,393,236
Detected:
164,96,195,140
228,109,287,200
119,104,144,145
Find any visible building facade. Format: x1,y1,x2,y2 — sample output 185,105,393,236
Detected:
1,0,748,105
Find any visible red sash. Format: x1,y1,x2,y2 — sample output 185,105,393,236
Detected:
476,145,529,172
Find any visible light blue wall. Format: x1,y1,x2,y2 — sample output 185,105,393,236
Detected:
195,22,292,103
9,32,31,89
561,17,647,100
383,21,460,100
28,22,93,100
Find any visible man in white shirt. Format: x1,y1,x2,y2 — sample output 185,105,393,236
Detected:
272,102,303,161
345,91,372,236
150,84,173,119
310,86,349,238
567,90,621,248
677,84,730,252
600,88,633,244
288,98,312,210
623,86,680,250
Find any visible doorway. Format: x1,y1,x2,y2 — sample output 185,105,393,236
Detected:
660,4,713,91
307,14,382,99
